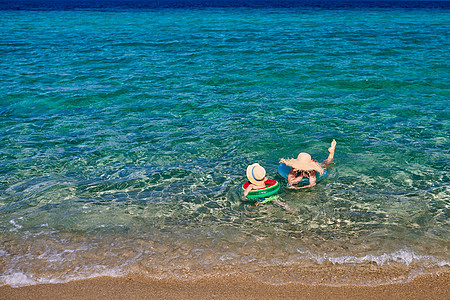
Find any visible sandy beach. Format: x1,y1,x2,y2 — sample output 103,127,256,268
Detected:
1,273,448,300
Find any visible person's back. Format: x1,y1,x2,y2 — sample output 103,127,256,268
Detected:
280,139,336,189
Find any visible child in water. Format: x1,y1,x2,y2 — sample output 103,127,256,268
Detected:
243,163,268,198
243,163,296,213
280,139,336,189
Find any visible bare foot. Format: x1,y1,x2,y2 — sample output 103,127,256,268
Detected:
323,139,336,165
328,139,336,154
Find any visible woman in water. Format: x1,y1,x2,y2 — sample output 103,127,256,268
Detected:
280,139,336,189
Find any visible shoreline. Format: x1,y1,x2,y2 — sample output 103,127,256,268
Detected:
1,273,448,300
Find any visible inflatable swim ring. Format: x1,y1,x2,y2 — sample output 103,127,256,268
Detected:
241,179,280,200
278,163,328,183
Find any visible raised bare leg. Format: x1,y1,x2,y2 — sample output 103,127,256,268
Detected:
323,139,336,166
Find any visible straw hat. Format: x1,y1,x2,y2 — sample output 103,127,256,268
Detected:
280,153,324,175
246,163,266,185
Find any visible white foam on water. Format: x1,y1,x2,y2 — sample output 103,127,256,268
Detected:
0,268,125,288
296,248,450,267
8,218,23,232
2,246,448,288
1,273,38,288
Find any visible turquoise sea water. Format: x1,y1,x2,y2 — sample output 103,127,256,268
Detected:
1,6,449,287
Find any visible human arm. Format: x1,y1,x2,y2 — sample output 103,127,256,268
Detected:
287,169,303,186
289,171,317,189
243,184,254,198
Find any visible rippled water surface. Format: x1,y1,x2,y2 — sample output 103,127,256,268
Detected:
0,6,449,287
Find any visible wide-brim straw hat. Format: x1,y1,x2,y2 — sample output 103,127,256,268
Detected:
246,163,266,185
280,153,324,175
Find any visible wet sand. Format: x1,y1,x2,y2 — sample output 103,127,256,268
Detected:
1,273,448,300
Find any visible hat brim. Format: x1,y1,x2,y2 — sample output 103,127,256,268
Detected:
282,158,324,175
246,164,266,185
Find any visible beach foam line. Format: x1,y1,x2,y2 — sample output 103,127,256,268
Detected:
1,249,449,288
0,269,125,288
297,248,450,267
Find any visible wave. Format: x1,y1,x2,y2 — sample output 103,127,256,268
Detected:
1,247,448,287
299,248,450,267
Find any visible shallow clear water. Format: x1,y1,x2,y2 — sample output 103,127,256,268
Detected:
0,6,449,287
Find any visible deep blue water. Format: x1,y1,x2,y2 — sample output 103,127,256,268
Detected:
0,3,449,287
1,0,450,10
